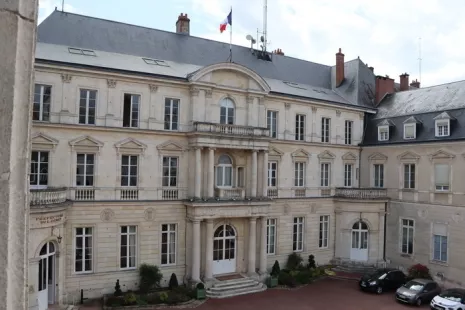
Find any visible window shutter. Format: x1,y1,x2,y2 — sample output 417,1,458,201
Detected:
435,164,450,185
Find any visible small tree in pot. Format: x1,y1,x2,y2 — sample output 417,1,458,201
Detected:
196,282,206,300
267,260,280,288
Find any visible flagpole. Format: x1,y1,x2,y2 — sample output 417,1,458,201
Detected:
229,6,232,62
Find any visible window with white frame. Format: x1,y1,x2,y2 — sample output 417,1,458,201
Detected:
373,164,384,188
435,120,450,137
294,162,305,187
268,161,278,187
319,215,330,248
292,217,304,252
344,164,353,187
120,225,137,269
74,227,93,273
267,110,278,138
76,153,95,186
162,156,178,187
435,164,450,191
295,114,305,141
30,151,49,188
33,84,51,121
121,155,138,187
123,93,140,128
216,154,233,187
321,117,330,143
378,125,389,141
164,98,179,130
320,163,330,187
404,124,416,139
401,219,414,255
344,120,352,145
161,224,177,265
266,219,277,255
220,98,235,124
432,223,448,262
403,164,415,189
79,89,97,125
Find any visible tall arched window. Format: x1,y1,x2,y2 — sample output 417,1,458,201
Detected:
216,154,233,187
220,98,235,125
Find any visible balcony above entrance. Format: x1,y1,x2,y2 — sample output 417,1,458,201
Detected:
30,187,70,213
334,188,388,200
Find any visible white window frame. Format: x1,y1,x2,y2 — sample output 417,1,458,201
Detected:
292,217,304,252
121,155,138,187
268,161,278,187
434,164,450,192
164,98,180,131
33,84,51,121
321,117,331,143
216,154,233,187
161,223,177,266
403,123,416,139
30,150,49,189
400,218,414,255
220,98,235,125
435,120,450,137
295,114,305,141
266,218,277,255
319,215,330,249
162,156,178,187
378,125,389,141
74,227,93,274
344,120,352,145
123,93,140,128
403,163,415,189
344,164,353,187
432,234,448,263
76,153,95,187
119,225,137,270
373,164,384,188
320,163,330,187
294,162,305,187
79,89,97,125
267,110,278,138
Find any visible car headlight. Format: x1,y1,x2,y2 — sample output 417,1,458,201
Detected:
369,281,377,285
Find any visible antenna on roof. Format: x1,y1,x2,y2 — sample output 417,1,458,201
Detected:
61,0,64,11
246,34,256,51
418,37,422,83
263,0,268,53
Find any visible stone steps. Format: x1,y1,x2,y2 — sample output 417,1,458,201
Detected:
206,277,267,299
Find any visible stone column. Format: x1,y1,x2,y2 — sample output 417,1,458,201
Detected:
191,220,201,282
208,148,215,197
204,219,214,280
259,217,267,274
194,147,202,198
251,150,258,197
28,258,40,310
262,151,268,197
0,1,38,309
248,217,257,275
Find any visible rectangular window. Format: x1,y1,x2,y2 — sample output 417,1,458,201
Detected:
344,164,353,187
33,84,51,121
266,219,277,255
378,126,389,141
433,235,448,262
344,120,352,145
161,224,177,265
295,114,305,141
164,98,179,131
123,93,140,128
30,151,49,187
76,154,95,186
162,156,178,187
294,162,305,187
319,215,330,248
404,124,416,139
435,164,450,191
268,161,278,187
321,117,330,143
403,164,415,189
320,163,330,187
435,120,450,137
374,164,384,188
121,155,138,187
267,110,278,138
293,217,304,252
79,89,97,125
75,227,93,273
401,219,414,255
120,225,137,269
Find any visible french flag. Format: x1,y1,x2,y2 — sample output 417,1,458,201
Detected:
219,9,232,33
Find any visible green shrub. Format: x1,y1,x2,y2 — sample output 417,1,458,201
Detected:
296,270,312,284
286,252,303,270
123,292,137,306
106,296,123,307
271,260,281,277
159,292,169,303
174,286,195,299
114,279,123,296
139,264,163,293
166,291,191,304
136,295,148,306
307,255,316,269
146,293,162,305
278,271,297,287
169,273,179,290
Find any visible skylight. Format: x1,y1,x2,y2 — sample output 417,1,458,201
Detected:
143,58,169,67
68,47,96,57
283,81,307,90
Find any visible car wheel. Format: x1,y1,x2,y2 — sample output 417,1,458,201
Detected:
376,286,383,294
416,298,422,306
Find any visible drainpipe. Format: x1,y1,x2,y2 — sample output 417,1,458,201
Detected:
383,201,387,264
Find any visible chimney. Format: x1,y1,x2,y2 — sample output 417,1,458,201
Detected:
336,48,345,87
369,66,374,72
410,79,420,88
375,75,395,105
273,48,284,56
176,13,190,35
399,73,409,91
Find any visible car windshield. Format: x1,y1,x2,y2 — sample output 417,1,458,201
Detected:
439,290,465,303
403,281,424,291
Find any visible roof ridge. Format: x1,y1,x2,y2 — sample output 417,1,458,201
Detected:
396,78,465,93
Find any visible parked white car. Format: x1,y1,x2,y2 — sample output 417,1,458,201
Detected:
430,288,465,310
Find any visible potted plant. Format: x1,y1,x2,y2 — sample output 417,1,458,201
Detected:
267,260,280,288
196,282,206,300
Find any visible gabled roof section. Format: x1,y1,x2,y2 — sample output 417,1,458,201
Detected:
378,119,395,126
430,149,455,160
268,146,284,158
433,111,455,120
398,151,420,161
342,152,357,161
156,140,185,152
69,135,103,148
114,138,147,153
403,116,421,124
368,152,388,161
291,148,310,160
31,132,59,146
318,150,336,160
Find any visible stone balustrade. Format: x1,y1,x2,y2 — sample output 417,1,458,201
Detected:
215,188,245,199
193,122,270,137
30,187,68,206
334,187,388,199
70,187,188,201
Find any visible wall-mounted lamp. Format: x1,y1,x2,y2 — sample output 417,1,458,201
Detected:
57,235,62,244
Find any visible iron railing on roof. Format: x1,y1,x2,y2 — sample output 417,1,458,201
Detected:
193,122,270,137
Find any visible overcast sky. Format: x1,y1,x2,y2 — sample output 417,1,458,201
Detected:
39,0,465,87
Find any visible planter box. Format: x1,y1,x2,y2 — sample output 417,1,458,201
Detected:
196,289,206,300
267,277,278,288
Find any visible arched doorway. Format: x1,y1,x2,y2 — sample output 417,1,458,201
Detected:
38,242,56,310
350,221,369,261
212,224,236,275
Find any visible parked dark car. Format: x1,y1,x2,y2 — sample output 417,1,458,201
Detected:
359,268,406,294
396,278,441,306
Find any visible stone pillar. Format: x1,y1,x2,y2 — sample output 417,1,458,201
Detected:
208,148,215,197
194,147,202,198
28,258,40,310
262,151,268,197
191,220,201,282
204,219,214,280
251,150,258,197
259,217,267,274
248,217,257,275
0,1,38,309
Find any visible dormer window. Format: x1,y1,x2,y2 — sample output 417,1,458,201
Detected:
403,116,420,140
378,126,389,141
434,112,454,137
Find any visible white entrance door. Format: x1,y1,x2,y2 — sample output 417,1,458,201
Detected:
212,224,236,275
38,242,56,310
350,221,369,261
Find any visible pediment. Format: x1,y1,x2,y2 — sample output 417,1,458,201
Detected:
69,135,103,148
291,148,310,160
115,138,147,153
378,119,394,126
31,132,59,146
430,149,455,160
398,151,420,161
318,150,336,160
268,146,284,158
403,116,421,124
156,140,185,153
368,152,388,161
433,111,455,120
342,152,357,161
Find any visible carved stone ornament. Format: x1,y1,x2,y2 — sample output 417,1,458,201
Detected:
190,87,200,96
285,102,291,109
100,208,115,222
311,106,317,113
61,74,72,83
107,79,117,88
205,90,213,98
149,84,158,93
452,212,463,223
310,203,316,213
283,204,290,215
417,208,428,219
336,110,341,117
144,208,155,221
246,96,254,104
